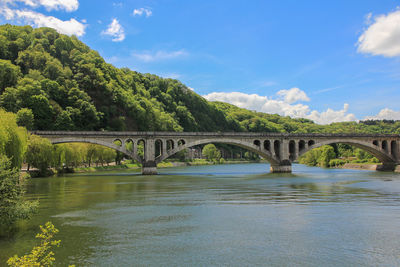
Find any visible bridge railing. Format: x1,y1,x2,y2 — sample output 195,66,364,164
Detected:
30,131,400,138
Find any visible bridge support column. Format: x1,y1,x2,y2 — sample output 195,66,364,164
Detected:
142,161,157,175
270,161,292,173
142,139,157,175
376,162,396,171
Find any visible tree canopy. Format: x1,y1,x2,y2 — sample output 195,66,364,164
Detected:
1,24,399,134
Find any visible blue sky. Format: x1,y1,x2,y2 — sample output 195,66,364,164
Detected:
1,0,400,124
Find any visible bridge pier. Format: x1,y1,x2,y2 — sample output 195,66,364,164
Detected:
376,162,397,171
270,161,292,173
142,161,157,175
33,131,400,175
142,138,157,175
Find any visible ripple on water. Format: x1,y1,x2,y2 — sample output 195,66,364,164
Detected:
2,163,400,267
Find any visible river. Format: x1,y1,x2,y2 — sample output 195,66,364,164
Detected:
1,163,400,266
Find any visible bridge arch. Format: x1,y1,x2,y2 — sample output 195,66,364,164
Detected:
49,138,142,163
298,138,395,163
155,138,280,164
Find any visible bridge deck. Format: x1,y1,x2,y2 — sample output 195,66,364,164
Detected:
31,131,400,138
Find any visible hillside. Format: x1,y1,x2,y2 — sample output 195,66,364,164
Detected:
0,24,399,134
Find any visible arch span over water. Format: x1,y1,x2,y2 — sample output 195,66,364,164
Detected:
32,131,400,174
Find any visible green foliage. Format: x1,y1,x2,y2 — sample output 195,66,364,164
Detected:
83,144,116,167
1,25,400,136
244,151,260,161
7,221,65,267
299,145,336,167
0,109,28,169
202,144,221,162
319,145,336,167
0,24,398,170
0,59,21,93
370,157,380,163
26,141,118,174
25,135,53,174
174,149,187,161
354,148,373,160
0,155,37,230
16,108,34,130
335,144,354,158
137,141,144,159
0,25,232,132
329,159,347,167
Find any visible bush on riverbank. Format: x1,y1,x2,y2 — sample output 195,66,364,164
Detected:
328,159,347,167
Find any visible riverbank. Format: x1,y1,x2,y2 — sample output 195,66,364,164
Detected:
340,163,380,171
340,163,400,172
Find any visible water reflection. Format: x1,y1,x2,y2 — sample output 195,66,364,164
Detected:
1,163,400,266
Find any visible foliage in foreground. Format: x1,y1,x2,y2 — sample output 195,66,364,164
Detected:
7,221,74,267
0,155,37,231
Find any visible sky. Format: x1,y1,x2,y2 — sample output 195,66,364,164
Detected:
1,0,400,124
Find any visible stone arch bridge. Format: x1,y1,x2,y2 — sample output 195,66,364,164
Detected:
32,131,400,175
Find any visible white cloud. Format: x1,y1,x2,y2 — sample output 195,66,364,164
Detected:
2,7,86,36
357,9,400,57
205,92,269,111
307,104,356,124
276,87,310,104
5,0,79,12
102,18,125,42
364,12,373,25
133,8,152,17
132,50,188,62
1,6,15,20
203,90,357,124
364,108,400,120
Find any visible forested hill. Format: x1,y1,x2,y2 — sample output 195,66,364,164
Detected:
0,24,234,131
0,24,399,134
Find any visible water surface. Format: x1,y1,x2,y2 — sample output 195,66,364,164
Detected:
1,163,400,266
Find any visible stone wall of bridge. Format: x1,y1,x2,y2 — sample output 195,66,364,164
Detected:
31,131,400,174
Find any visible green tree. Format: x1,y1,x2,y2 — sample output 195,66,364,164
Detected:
25,135,53,174
0,59,21,93
202,144,221,162
354,148,373,160
317,145,336,167
0,109,28,169
299,145,336,167
0,155,37,231
2,25,400,135
16,108,34,130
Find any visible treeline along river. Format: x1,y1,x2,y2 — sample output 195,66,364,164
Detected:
1,163,400,266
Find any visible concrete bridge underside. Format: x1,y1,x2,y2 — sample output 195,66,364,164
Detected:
32,131,400,175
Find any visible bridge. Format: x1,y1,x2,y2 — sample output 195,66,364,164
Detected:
32,131,400,175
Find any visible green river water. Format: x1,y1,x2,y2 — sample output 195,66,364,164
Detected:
1,163,400,266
